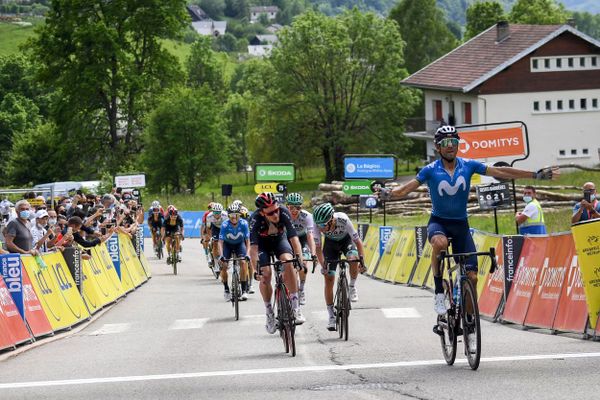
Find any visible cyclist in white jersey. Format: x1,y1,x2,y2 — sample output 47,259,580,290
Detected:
313,203,366,331
206,203,228,270
286,193,317,306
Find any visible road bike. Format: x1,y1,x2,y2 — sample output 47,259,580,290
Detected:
324,257,365,341
223,256,247,321
208,238,220,279
261,256,304,357
435,245,497,370
166,232,182,275
152,229,163,259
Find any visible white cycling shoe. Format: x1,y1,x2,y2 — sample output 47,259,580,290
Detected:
241,292,248,301
224,291,231,302
327,316,336,331
266,312,276,334
350,286,358,302
294,309,306,325
434,293,447,315
299,290,306,305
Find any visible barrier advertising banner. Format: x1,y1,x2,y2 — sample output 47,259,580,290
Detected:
386,230,417,284
1,253,24,318
118,233,148,284
479,260,505,318
458,126,525,159
364,228,381,276
81,259,103,314
410,241,433,287
21,267,53,337
502,235,525,301
502,237,547,325
106,234,121,279
471,230,502,297
374,228,400,280
379,226,393,257
414,226,427,264
344,156,395,179
0,278,30,345
524,234,573,329
91,246,126,299
552,248,588,333
571,219,600,329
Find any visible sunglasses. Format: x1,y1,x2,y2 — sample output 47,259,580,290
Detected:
317,218,332,229
264,208,279,217
213,211,221,216
229,213,240,218
289,205,302,210
437,138,460,148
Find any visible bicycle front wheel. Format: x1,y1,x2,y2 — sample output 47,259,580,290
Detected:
276,286,290,353
172,250,178,275
438,279,457,365
232,269,240,321
338,275,350,341
462,279,481,370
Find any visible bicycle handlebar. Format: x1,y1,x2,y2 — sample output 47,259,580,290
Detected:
438,247,497,274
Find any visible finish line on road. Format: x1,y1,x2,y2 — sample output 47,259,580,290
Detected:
2,352,600,389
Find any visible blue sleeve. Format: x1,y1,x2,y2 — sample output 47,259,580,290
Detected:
218,222,226,241
242,221,250,239
466,159,488,175
415,164,431,184
572,203,581,215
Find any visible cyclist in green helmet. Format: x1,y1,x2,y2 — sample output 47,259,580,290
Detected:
313,202,366,331
285,193,317,306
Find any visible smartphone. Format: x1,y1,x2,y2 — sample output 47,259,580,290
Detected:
584,191,592,203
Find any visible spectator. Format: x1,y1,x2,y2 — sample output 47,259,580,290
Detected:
0,197,13,222
516,186,547,235
572,182,600,223
30,210,57,252
67,216,114,248
5,200,37,255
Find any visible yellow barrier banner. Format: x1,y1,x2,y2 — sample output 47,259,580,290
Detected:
82,249,124,312
118,233,148,285
571,219,600,329
139,252,153,278
22,253,90,331
81,259,103,314
91,245,126,299
385,230,416,283
472,230,502,298
410,241,433,287
375,229,401,280
363,227,380,275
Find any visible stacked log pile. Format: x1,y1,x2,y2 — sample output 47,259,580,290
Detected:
313,181,581,217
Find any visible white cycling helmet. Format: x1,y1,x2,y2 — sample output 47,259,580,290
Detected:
151,200,160,208
212,203,224,212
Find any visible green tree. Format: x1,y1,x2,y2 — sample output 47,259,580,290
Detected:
389,0,458,74
142,86,228,193
572,11,600,39
509,0,569,25
0,93,40,154
465,1,505,40
264,10,418,181
27,0,189,171
186,36,225,96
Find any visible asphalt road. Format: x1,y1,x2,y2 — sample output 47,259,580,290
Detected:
0,239,599,400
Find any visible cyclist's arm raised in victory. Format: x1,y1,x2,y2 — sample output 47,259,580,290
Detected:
486,165,560,180
382,179,422,201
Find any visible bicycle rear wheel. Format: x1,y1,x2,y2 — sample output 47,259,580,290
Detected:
157,241,163,259
438,279,457,365
232,268,240,321
462,279,481,370
338,274,350,341
276,286,290,353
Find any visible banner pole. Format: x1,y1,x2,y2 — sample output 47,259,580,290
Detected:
383,201,387,226
356,195,359,223
494,208,499,234
369,207,372,224
512,179,518,234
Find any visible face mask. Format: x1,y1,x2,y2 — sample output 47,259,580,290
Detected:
37,223,44,229
48,218,57,225
19,210,30,219
523,195,533,203
591,194,597,202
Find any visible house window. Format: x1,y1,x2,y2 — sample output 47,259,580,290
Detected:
571,149,577,155
581,98,587,110
593,99,598,109
559,150,566,156
463,102,472,124
568,57,574,67
544,59,551,68
545,100,552,111
533,101,540,111
569,99,575,110
556,58,562,68
580,57,586,67
532,59,538,69
583,148,589,155
448,101,456,125
434,100,443,121
592,57,597,67
557,100,563,110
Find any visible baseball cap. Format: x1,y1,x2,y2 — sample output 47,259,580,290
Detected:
35,210,49,219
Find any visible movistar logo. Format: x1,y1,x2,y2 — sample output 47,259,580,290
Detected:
438,176,467,196
226,232,244,241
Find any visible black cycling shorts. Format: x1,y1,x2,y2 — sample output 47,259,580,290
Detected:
323,234,358,275
427,215,477,272
257,236,293,267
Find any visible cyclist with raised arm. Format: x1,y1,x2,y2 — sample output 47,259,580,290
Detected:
218,203,251,301
163,205,184,263
378,125,558,346
312,202,366,331
249,192,306,333
285,193,317,305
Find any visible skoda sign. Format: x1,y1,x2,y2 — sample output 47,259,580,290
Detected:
255,164,295,182
344,156,395,179
342,180,373,195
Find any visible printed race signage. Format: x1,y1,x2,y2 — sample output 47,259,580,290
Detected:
344,156,395,179
571,219,600,329
106,234,121,279
476,183,512,210
379,226,393,257
0,254,24,318
343,180,373,195
255,164,295,182
254,182,278,194
458,127,525,159
359,195,380,209
114,174,146,188
502,235,524,300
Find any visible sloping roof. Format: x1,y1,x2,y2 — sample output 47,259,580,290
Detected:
403,24,600,93
192,20,227,36
250,6,279,13
186,5,208,21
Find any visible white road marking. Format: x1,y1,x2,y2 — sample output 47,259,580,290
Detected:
381,308,421,319
169,319,209,330
88,323,131,336
2,352,600,389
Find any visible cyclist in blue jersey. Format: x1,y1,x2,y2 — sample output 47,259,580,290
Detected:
218,203,251,301
379,125,559,320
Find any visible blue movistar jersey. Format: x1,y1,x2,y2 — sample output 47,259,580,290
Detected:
219,219,250,244
416,158,487,219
